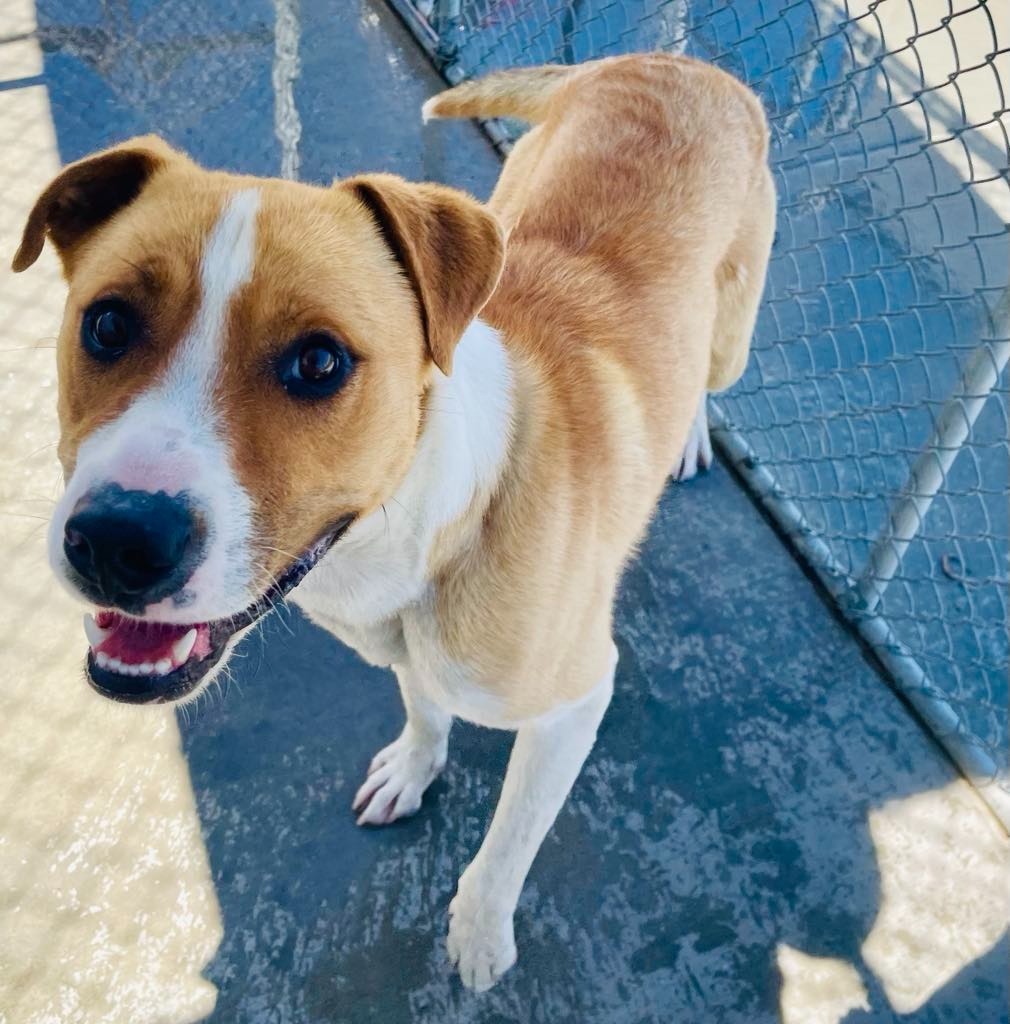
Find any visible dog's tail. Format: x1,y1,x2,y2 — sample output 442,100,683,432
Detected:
422,65,574,125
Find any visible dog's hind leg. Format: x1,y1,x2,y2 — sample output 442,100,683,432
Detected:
675,165,774,483
673,165,774,484
707,163,776,393
673,393,714,481
353,666,452,825
446,642,616,990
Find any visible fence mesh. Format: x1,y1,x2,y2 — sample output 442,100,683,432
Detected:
392,0,1009,805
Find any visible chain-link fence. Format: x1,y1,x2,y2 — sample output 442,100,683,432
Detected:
389,0,1010,821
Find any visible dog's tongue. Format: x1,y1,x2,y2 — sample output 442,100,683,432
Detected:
87,610,212,675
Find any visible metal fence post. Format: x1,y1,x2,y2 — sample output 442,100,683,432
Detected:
856,294,1010,614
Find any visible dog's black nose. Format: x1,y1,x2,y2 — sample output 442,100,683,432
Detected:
64,485,200,610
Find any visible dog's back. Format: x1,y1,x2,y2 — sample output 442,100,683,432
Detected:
426,54,774,423
419,57,776,713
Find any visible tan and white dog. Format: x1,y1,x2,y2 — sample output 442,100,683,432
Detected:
14,55,774,990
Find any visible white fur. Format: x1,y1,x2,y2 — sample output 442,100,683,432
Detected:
293,317,513,631
168,188,260,399
352,668,452,825
447,645,617,990
674,393,713,481
50,189,261,622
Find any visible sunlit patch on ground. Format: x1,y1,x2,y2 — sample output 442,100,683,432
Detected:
777,944,869,1024
862,780,1010,1013
0,3,222,1021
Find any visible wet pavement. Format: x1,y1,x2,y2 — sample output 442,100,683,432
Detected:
1,1,1006,1022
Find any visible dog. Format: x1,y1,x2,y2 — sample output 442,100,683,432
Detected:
13,54,774,990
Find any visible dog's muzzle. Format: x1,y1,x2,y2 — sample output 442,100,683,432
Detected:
81,513,356,704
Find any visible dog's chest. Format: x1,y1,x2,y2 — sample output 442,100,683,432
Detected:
292,496,431,616
398,603,513,725
293,571,512,726
291,540,422,666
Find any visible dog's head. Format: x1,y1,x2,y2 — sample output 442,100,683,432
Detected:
14,136,504,703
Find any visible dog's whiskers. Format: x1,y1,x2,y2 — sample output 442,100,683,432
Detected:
262,544,302,562
17,440,60,464
248,561,299,639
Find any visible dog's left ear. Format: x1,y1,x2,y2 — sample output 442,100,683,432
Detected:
346,173,505,375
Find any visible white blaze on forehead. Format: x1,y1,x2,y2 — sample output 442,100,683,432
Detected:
48,187,263,622
164,187,261,406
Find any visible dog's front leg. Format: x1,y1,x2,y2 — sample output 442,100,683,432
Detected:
447,647,616,991
353,665,452,825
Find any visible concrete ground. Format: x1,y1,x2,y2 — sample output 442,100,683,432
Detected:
0,1,1006,1023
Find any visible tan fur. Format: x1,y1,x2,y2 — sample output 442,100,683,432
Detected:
345,173,505,374
426,54,775,714
13,56,776,989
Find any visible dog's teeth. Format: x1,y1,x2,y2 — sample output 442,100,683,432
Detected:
107,657,123,673
172,629,198,665
95,651,110,668
138,662,154,675
155,658,172,676
83,612,111,648
126,664,141,677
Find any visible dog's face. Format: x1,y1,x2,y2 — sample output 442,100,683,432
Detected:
14,136,503,704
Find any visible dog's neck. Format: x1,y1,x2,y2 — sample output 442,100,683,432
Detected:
412,317,515,547
300,318,514,626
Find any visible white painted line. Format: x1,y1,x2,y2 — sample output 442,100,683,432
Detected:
272,0,302,180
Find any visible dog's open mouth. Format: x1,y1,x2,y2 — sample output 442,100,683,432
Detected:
83,514,355,704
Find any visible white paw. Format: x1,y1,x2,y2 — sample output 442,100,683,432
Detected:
446,891,517,992
674,396,713,480
352,727,447,826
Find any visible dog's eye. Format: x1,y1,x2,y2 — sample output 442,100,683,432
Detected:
81,299,141,362
277,334,353,399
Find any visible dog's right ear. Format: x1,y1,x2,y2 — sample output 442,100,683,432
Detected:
12,135,180,273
